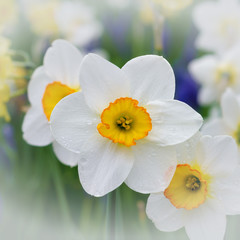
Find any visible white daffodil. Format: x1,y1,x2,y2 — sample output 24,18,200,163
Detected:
50,53,202,197
189,44,240,105
202,88,240,152
55,1,102,47
146,134,240,240
22,39,83,167
193,0,240,54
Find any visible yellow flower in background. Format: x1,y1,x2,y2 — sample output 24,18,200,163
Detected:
0,0,17,32
0,82,11,121
153,0,192,16
12,66,28,90
0,53,14,81
27,1,59,37
0,36,28,121
139,0,154,24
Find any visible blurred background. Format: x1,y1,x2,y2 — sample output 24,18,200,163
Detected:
1,0,240,239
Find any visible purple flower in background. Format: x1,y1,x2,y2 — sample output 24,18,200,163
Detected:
174,66,199,110
174,24,199,110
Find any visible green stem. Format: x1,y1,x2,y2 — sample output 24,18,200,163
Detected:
50,155,72,225
106,191,116,240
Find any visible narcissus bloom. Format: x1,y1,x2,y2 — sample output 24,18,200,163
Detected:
193,0,240,54
189,45,240,105
50,54,202,196
22,40,83,167
146,135,240,240
202,88,240,152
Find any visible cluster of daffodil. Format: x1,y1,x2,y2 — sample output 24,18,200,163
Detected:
189,1,240,162
22,37,240,240
146,0,240,238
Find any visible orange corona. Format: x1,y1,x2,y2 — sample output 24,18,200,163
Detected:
97,97,152,147
164,164,209,210
42,81,79,121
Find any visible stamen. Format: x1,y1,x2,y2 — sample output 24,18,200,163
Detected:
116,115,133,130
185,175,201,191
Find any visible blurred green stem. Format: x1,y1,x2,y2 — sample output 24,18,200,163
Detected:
106,189,124,240
106,191,117,240
50,156,72,225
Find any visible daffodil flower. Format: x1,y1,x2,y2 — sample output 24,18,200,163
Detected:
50,53,202,196
22,40,83,167
193,0,240,54
146,134,240,240
189,44,240,105
202,88,240,152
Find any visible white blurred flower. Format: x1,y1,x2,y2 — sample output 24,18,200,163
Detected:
189,44,240,105
193,0,240,54
22,40,83,167
202,88,240,152
50,53,202,196
55,1,102,47
146,134,240,240
25,0,59,37
24,0,102,47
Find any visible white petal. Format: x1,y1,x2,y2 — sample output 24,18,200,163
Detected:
201,118,232,136
214,166,240,215
22,106,53,146
221,88,240,130
193,1,219,31
122,55,175,104
44,39,83,87
195,33,222,53
146,193,185,232
146,100,203,146
78,135,134,197
185,200,226,240
198,87,217,105
28,66,52,106
52,141,79,167
79,53,130,113
175,132,202,165
188,55,217,85
197,135,239,177
50,92,99,153
125,141,177,193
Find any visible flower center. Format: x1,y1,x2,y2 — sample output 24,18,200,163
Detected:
116,115,133,130
164,164,208,210
42,81,79,121
97,97,152,147
215,64,237,87
219,17,240,37
185,175,201,191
